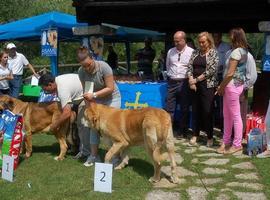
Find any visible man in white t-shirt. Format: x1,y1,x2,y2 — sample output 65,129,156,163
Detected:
6,43,38,98
38,73,91,159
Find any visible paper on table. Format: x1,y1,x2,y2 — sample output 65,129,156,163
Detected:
31,76,39,86
85,81,94,94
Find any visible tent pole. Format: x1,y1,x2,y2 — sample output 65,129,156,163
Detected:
50,56,58,76
50,30,59,76
125,41,131,74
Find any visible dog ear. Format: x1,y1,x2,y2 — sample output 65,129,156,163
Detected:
84,107,98,128
5,99,15,111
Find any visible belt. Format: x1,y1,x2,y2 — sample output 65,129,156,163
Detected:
168,77,187,83
13,74,23,77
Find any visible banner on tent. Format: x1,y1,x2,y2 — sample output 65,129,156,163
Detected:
41,29,58,56
263,33,270,71
117,82,167,109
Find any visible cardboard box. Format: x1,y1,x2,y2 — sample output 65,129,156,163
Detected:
22,85,41,97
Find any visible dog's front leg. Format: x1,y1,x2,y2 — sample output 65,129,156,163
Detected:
24,134,32,158
54,135,68,161
114,149,129,170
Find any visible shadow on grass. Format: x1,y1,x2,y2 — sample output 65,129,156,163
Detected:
99,148,153,179
128,158,153,179
32,142,59,156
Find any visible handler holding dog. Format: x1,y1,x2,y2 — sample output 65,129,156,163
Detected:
77,46,121,167
38,73,92,160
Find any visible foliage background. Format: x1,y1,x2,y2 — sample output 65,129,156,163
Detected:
0,0,265,73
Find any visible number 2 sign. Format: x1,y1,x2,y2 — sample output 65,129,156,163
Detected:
94,162,113,193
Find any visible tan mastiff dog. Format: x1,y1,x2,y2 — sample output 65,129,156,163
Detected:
0,95,70,160
84,102,179,183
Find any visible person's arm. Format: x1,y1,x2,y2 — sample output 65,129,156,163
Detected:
0,71,13,81
83,75,114,101
50,104,72,133
217,58,238,95
191,49,219,85
187,51,196,85
6,71,13,80
26,63,39,78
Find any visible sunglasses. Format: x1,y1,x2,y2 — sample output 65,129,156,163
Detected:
178,53,181,62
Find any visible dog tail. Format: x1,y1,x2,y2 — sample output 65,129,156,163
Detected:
153,143,165,165
165,120,179,183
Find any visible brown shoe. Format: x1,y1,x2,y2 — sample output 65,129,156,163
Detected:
224,146,243,154
216,143,230,154
206,139,214,147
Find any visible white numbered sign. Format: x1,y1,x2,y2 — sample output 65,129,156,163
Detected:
94,162,113,193
1,155,14,182
85,81,94,94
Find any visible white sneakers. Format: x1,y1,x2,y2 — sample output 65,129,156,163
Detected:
83,155,101,167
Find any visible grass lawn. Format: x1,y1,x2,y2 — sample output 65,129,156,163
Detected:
0,133,270,199
0,134,152,200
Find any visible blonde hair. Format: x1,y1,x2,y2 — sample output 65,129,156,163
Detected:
197,32,215,49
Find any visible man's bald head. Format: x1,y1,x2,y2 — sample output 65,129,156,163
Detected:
174,31,186,40
173,31,187,51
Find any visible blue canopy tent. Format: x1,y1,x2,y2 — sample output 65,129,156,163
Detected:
0,11,87,41
0,11,88,75
73,23,165,73
0,11,165,75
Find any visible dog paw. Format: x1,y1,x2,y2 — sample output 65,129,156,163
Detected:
114,165,122,170
170,176,180,184
25,152,32,159
148,177,160,183
54,156,64,161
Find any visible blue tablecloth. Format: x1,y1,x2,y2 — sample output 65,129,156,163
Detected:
117,82,167,109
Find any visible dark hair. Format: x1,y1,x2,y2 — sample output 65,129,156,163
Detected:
229,27,248,49
77,46,92,62
38,73,55,87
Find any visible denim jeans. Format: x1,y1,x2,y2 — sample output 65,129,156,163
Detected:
9,75,22,98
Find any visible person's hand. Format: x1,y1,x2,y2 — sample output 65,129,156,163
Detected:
189,77,196,85
33,72,40,79
83,93,94,102
190,84,197,91
216,86,225,96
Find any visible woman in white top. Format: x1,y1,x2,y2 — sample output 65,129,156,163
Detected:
0,51,13,95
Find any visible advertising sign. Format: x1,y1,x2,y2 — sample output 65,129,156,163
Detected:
41,29,58,56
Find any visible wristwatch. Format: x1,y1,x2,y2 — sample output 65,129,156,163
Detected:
93,92,97,99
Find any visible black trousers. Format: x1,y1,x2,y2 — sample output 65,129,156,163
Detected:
166,78,190,135
191,81,215,139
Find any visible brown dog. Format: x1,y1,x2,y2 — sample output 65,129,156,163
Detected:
84,102,179,183
0,95,69,160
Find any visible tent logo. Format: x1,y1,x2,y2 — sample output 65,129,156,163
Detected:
263,60,270,71
124,91,148,109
